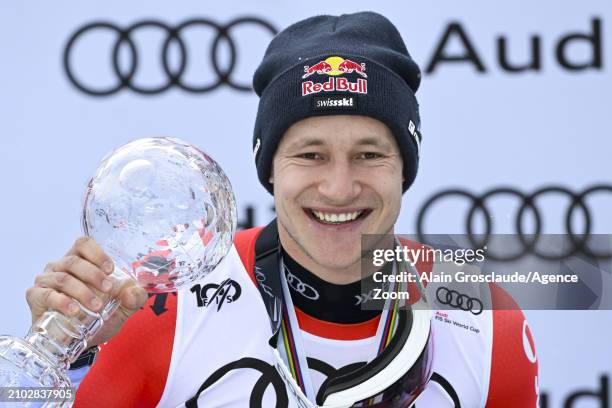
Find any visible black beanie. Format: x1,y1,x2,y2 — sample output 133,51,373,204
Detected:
252,11,422,195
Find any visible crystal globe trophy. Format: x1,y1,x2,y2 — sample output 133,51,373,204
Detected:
0,137,237,406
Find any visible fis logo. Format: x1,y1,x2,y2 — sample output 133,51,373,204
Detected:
302,56,368,96
191,279,241,311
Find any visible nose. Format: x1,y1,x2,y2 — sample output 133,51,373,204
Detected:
317,159,362,204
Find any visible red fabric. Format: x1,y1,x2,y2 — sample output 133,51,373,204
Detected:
485,283,539,407
234,226,264,287
74,293,177,408
396,238,435,280
397,238,434,304
295,306,380,340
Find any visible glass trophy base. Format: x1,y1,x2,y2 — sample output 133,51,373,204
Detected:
0,335,70,407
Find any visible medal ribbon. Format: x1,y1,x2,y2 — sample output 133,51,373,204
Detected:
278,258,406,404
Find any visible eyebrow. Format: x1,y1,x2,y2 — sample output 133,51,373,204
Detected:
356,137,388,147
289,136,390,149
292,137,325,148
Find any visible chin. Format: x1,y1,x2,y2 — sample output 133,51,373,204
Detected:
307,246,362,270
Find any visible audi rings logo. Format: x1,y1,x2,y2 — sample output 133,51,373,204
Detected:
63,17,277,96
285,269,320,300
436,286,484,315
186,358,288,408
417,185,612,261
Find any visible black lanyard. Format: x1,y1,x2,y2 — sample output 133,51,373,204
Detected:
253,219,284,344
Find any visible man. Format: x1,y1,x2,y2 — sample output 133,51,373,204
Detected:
26,12,538,407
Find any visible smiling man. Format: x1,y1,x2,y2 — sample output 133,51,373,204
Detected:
26,12,538,407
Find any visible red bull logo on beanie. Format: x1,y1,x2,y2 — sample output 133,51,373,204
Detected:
301,56,368,96
302,60,333,78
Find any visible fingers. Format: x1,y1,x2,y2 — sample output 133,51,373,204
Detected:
28,237,115,321
27,237,149,342
26,286,79,322
48,255,113,295
34,270,106,314
66,237,114,275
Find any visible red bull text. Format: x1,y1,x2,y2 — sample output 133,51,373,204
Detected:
302,77,367,96
301,56,369,96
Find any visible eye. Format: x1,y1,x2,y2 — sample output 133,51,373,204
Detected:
358,152,382,160
297,152,322,160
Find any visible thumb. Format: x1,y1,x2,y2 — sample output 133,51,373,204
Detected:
118,284,148,313
86,284,148,346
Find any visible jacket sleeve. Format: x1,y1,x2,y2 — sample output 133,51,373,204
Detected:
73,293,177,408
485,284,539,407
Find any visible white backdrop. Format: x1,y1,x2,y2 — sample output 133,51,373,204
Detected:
0,1,610,406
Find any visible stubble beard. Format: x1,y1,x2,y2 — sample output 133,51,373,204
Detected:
277,208,396,282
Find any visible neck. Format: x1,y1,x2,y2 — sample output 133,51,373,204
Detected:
278,234,362,286
281,248,382,324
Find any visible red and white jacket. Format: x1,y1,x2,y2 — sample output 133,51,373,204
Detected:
73,227,539,407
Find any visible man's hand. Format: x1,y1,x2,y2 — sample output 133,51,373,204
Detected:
26,237,147,347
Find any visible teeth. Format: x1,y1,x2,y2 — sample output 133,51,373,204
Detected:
311,210,364,224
